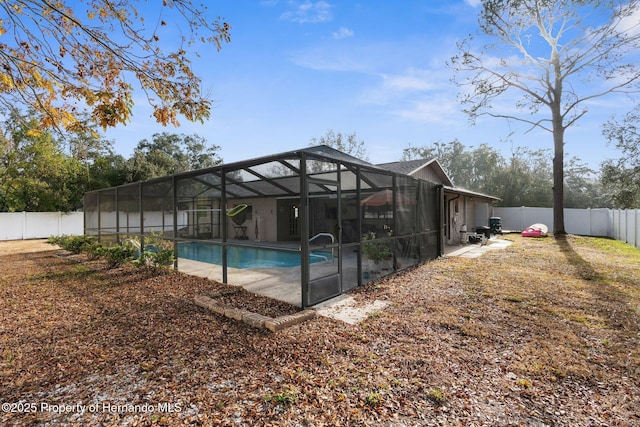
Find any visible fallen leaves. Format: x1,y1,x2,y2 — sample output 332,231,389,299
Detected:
0,236,639,425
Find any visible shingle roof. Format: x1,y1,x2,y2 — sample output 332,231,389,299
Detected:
376,158,435,176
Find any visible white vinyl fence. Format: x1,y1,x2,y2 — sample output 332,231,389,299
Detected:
494,207,640,248
0,212,83,241
2,209,639,250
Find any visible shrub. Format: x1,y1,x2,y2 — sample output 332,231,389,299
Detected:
131,234,175,270
48,235,96,254
50,233,174,271
101,242,136,268
83,240,104,261
148,247,175,268
361,231,393,265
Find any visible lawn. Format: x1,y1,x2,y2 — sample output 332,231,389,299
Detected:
0,235,639,426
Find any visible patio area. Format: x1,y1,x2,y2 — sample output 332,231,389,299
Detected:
444,236,513,258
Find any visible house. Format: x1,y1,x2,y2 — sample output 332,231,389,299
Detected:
84,145,500,308
377,158,501,246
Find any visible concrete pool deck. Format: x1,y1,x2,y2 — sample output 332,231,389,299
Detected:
177,257,304,306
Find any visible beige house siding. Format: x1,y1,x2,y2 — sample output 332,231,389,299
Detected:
226,198,278,242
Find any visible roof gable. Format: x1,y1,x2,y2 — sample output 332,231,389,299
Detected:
376,158,454,186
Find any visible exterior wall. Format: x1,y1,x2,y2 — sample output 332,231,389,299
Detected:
412,167,445,184
0,212,84,240
444,193,493,245
226,198,278,242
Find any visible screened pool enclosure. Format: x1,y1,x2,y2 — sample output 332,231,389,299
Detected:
84,146,442,307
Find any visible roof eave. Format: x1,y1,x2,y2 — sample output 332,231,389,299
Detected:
443,185,502,202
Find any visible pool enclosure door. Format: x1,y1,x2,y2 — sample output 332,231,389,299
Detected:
303,173,343,307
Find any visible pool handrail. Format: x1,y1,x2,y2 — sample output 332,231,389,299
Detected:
309,232,335,263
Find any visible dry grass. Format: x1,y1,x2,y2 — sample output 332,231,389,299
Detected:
0,235,639,426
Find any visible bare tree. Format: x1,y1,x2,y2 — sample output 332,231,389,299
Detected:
450,0,640,234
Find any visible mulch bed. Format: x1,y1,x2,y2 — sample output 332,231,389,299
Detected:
0,236,639,426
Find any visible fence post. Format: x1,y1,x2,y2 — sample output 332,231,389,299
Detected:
637,209,640,249
634,209,636,247
22,211,27,240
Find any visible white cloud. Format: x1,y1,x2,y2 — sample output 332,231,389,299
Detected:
290,48,367,72
464,0,482,7
280,1,332,24
358,65,452,106
393,97,461,125
382,70,435,92
617,2,640,36
332,27,354,40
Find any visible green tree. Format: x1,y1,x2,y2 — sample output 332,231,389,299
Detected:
402,140,605,208
66,125,128,191
563,157,610,208
450,0,640,234
402,140,474,187
86,151,129,190
465,144,506,195
0,110,82,211
402,140,505,194
601,106,640,208
497,147,553,207
126,132,222,182
0,1,231,133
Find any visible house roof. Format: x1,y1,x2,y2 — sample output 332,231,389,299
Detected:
376,158,454,186
443,185,501,202
376,158,431,175
377,158,500,202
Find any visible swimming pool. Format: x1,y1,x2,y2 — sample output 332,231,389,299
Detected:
177,242,332,269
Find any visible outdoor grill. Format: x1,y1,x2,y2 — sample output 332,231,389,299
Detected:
490,216,502,235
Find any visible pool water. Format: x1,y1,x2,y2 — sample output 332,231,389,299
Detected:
177,242,331,269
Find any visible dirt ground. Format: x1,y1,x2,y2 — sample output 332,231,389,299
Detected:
0,239,54,255
1,236,639,426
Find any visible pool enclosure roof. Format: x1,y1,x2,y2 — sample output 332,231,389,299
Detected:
84,144,445,308
126,145,429,201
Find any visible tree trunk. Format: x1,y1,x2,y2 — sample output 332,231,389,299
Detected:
552,119,566,235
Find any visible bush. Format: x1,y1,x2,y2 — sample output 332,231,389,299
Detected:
131,235,175,270
48,235,96,254
148,247,175,268
101,242,136,268
50,233,174,271
83,240,104,261
361,231,393,265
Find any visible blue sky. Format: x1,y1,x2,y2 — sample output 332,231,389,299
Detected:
102,0,635,170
